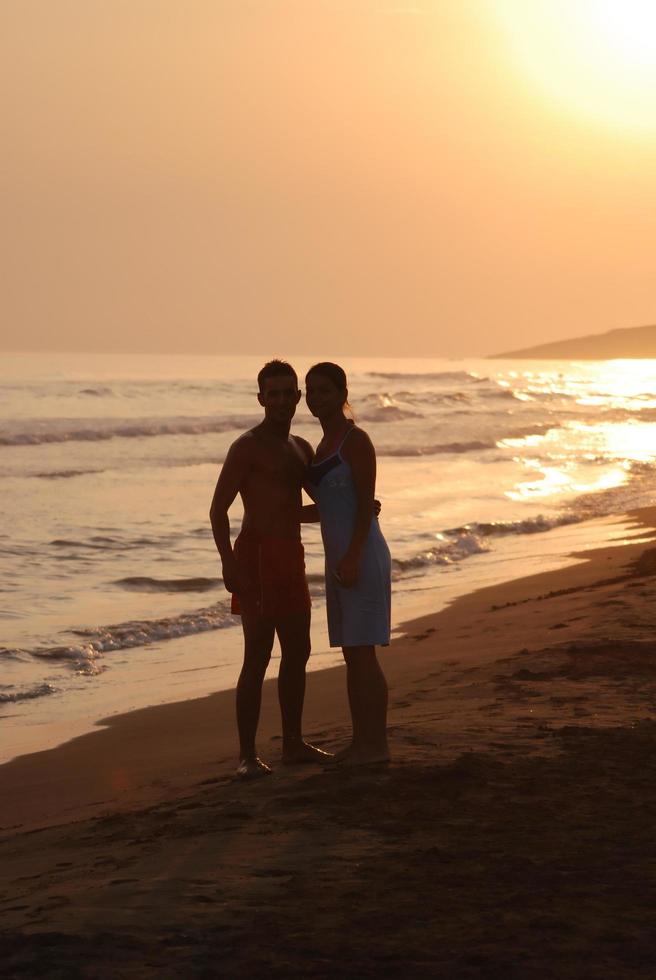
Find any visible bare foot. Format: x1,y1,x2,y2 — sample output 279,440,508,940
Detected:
235,757,272,780
282,741,335,765
331,743,354,763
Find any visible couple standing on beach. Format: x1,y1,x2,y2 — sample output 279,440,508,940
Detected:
210,360,392,778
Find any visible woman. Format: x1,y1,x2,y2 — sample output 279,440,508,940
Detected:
305,362,391,766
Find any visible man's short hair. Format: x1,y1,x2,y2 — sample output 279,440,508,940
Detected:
257,359,298,392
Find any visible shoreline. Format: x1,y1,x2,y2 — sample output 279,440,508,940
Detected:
1,510,640,768
2,507,655,834
2,508,656,975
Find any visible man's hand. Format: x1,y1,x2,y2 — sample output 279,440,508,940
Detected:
374,498,382,518
221,554,239,594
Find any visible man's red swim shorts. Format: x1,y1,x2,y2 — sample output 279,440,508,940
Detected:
229,531,311,618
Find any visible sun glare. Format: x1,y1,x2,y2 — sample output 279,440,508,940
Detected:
490,0,656,133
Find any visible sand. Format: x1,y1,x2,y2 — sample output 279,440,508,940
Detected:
2,509,656,977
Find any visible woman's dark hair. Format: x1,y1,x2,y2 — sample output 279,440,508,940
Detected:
305,362,354,418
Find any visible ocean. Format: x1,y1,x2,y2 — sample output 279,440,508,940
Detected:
2,351,656,762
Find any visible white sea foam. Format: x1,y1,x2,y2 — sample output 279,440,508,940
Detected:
0,682,58,704
393,531,491,572
4,601,236,671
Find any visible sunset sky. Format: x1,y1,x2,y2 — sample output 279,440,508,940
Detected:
3,0,656,358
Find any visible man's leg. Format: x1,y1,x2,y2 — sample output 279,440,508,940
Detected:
276,611,333,764
235,609,276,778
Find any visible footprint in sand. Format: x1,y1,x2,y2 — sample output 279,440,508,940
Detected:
33,895,71,910
252,868,291,878
403,734,437,747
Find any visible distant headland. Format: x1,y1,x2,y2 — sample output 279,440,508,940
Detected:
489,323,656,360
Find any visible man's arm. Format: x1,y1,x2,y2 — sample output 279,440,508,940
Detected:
301,503,320,522
292,435,320,521
209,439,251,593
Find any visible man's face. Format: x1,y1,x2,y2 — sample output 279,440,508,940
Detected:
258,374,301,425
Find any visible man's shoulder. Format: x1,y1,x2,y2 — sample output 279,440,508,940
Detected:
227,429,260,459
290,434,314,463
230,424,284,461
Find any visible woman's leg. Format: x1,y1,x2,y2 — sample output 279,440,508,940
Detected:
342,645,389,764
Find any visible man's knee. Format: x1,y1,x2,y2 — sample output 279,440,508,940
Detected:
242,642,273,672
241,614,275,656
276,613,311,663
280,638,311,668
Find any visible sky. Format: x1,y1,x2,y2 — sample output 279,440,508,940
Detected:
2,0,656,358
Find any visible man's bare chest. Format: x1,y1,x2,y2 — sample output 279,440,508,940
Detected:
249,444,307,489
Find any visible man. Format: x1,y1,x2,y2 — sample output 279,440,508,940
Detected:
210,360,332,778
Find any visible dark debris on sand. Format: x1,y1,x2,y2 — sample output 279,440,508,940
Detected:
2,721,656,979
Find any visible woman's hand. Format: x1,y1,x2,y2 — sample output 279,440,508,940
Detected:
336,552,360,588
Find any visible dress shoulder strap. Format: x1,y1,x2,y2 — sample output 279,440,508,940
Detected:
337,423,356,454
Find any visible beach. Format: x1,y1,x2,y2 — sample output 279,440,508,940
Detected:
5,351,656,765
6,0,656,972
2,507,656,977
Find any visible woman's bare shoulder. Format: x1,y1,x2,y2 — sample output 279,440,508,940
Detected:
343,424,375,453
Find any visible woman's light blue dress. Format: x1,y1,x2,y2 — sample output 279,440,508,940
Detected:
309,430,391,648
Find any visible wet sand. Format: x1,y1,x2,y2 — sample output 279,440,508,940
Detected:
2,509,656,977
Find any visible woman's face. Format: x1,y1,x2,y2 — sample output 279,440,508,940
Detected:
305,373,345,419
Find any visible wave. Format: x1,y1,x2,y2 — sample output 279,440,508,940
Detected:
381,440,496,457
0,682,58,705
357,392,424,422
391,389,472,405
489,388,528,401
35,468,102,480
51,535,162,551
391,508,605,576
114,576,219,593
5,601,236,672
48,525,220,554
444,514,581,538
367,370,486,383
0,544,40,557
0,414,260,447
359,406,424,422
79,387,114,397
393,531,491,572
376,423,552,457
